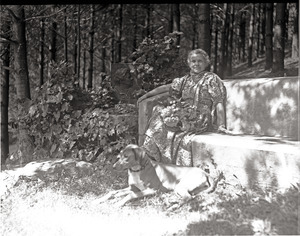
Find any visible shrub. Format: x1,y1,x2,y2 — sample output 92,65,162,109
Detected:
18,62,137,164
130,32,189,91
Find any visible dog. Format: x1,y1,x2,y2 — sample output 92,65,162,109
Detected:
95,144,220,207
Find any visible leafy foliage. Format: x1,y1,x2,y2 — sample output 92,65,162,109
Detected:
19,62,137,163
130,32,189,91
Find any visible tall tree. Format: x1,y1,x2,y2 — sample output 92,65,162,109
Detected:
39,18,45,86
115,4,123,63
87,4,95,90
265,3,273,70
272,3,287,75
239,10,246,62
49,6,57,63
9,5,33,163
83,37,86,90
173,4,181,48
256,3,261,58
9,6,31,99
248,4,255,67
219,3,228,77
227,4,235,75
73,9,77,76
192,4,198,50
168,4,173,33
132,5,138,52
0,15,11,169
144,4,152,39
260,3,266,55
77,4,81,83
292,2,299,59
213,7,219,73
64,7,68,64
198,4,210,56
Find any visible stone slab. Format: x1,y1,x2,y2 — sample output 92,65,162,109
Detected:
191,133,300,191
225,76,299,140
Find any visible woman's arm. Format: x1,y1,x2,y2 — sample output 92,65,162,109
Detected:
215,102,232,134
137,84,170,104
216,102,226,128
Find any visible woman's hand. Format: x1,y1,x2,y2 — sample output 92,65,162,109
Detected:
217,125,233,134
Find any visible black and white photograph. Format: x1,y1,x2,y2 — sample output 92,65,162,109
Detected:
1,3,299,235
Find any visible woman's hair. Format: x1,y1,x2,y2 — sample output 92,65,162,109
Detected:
187,49,211,66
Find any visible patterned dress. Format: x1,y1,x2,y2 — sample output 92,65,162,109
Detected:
142,71,226,166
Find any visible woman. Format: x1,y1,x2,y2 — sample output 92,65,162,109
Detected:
137,49,227,166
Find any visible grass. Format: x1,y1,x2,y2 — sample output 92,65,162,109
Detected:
1,162,299,236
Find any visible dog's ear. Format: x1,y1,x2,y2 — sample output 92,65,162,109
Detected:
131,146,145,161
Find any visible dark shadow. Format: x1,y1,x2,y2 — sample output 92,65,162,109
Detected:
181,186,299,235
186,219,253,235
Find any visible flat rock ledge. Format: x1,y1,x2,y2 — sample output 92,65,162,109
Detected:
0,159,94,198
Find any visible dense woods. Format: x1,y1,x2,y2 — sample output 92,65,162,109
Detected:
0,3,298,168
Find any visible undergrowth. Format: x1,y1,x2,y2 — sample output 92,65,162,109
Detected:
1,166,299,236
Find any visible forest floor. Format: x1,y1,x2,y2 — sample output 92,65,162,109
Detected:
1,54,299,236
227,53,298,79
1,159,299,236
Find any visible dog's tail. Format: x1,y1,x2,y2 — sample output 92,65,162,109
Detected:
205,171,224,193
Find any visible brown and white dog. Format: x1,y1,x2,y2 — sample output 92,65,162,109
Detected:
95,144,219,207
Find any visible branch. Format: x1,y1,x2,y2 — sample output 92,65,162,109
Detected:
0,34,18,44
25,6,67,21
5,7,20,21
1,65,13,71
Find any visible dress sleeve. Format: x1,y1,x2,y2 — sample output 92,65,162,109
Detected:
206,72,227,105
169,76,186,99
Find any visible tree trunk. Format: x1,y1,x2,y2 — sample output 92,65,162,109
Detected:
219,3,228,77
77,5,81,84
82,32,86,90
292,2,299,58
173,4,181,48
198,4,210,56
64,7,68,64
0,18,10,169
260,3,266,55
272,3,287,75
87,4,95,90
116,4,122,63
101,46,106,73
11,6,31,100
145,4,152,38
239,11,246,62
192,4,198,49
83,49,86,90
265,3,273,70
168,4,173,33
227,4,235,76
256,3,261,58
133,5,138,52
10,5,33,164
248,4,255,67
213,10,218,73
49,6,57,63
39,18,45,86
224,4,230,68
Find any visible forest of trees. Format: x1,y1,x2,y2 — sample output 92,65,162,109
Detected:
0,3,299,169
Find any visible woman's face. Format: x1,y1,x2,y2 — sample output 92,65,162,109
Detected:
188,53,208,74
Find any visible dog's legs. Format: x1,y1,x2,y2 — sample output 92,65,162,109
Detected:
93,187,132,204
116,188,157,207
167,184,193,211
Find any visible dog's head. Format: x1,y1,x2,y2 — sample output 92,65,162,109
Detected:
113,144,146,171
